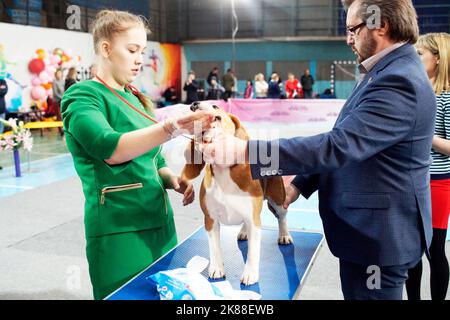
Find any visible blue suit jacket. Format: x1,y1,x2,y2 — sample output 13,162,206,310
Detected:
249,44,436,266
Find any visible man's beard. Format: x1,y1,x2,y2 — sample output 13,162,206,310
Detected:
355,34,377,64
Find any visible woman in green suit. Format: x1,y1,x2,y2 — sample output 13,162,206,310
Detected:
61,10,214,300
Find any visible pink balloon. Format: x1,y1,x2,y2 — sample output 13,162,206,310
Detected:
39,71,51,83
46,70,55,80
31,77,42,86
31,86,46,100
46,89,53,96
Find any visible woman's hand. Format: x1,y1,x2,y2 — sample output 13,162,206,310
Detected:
432,135,450,156
172,110,215,136
169,175,195,206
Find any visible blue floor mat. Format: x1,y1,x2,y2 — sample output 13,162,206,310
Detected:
106,226,324,300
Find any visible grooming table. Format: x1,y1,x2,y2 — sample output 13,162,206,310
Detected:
105,226,324,300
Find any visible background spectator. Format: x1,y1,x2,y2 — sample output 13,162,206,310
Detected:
254,73,268,98
89,64,98,79
222,68,235,101
162,85,179,106
64,67,78,91
0,78,8,134
51,69,65,135
206,78,225,100
267,72,282,98
285,72,302,99
244,79,254,99
301,68,315,98
183,71,199,104
318,88,336,99
207,67,220,87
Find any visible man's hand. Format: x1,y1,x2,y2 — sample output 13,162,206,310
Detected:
169,176,195,206
283,184,301,209
198,133,248,167
268,179,301,214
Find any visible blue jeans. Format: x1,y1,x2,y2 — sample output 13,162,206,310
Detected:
339,258,422,300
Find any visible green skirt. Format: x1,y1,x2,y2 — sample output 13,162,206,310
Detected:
86,218,178,300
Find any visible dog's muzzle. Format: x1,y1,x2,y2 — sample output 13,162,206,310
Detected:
190,101,201,112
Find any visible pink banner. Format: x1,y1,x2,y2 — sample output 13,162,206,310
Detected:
155,99,345,124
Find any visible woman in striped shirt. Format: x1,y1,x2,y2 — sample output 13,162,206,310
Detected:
407,32,450,300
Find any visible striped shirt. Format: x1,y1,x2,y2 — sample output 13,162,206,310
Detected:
430,90,450,179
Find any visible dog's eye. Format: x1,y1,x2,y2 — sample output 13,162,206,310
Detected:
212,105,219,109
214,116,222,121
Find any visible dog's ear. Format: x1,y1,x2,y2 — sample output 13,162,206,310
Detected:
228,113,249,141
181,139,205,180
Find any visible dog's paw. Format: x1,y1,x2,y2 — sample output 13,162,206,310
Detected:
237,229,248,241
240,266,259,286
278,234,294,245
209,263,225,279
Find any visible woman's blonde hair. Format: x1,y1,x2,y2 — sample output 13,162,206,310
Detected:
254,73,264,82
90,10,154,111
416,33,450,95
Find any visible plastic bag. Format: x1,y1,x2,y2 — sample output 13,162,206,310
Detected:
147,256,261,300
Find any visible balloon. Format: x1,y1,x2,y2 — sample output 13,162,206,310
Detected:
39,71,51,83
50,55,61,65
42,83,52,90
53,48,63,57
36,49,46,59
46,89,53,96
31,86,46,100
45,69,55,79
28,58,45,74
61,55,69,62
31,77,42,86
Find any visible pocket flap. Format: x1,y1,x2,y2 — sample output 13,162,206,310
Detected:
341,192,390,209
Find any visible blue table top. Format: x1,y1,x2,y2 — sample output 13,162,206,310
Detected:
106,226,324,300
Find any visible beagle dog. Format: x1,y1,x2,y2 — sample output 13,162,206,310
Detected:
181,101,293,286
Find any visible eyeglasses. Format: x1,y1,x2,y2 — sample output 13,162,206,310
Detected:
346,21,366,37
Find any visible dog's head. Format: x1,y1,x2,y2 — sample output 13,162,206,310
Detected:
190,101,249,143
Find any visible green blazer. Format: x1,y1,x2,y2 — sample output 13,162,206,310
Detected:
61,80,174,237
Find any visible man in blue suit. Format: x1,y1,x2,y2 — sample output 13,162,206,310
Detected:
199,0,436,300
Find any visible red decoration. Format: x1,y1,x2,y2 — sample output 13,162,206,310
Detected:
28,58,45,74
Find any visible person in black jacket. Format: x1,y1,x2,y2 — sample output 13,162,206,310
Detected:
64,67,78,91
183,71,199,104
207,67,220,87
300,68,315,99
206,78,225,100
0,78,8,170
162,86,179,106
0,78,8,134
